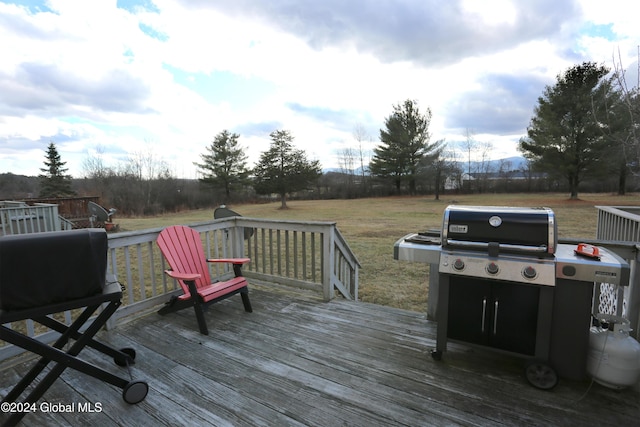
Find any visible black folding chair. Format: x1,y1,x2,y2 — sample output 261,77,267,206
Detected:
0,229,148,426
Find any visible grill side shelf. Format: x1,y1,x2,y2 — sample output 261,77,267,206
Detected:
554,244,630,286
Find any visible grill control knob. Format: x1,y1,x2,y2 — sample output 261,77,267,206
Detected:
523,266,537,279
486,262,499,275
453,258,465,271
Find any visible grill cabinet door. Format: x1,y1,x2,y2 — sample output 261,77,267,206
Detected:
447,279,491,347
447,277,540,356
489,282,539,355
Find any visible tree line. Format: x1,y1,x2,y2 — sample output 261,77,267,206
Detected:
365,60,640,199
4,58,639,215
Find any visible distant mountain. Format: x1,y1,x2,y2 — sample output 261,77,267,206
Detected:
459,156,528,172
323,167,367,174
323,156,528,175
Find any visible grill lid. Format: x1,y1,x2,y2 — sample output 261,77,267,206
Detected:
442,205,557,255
0,228,108,311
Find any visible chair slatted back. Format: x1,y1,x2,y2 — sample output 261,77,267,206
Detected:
157,225,212,295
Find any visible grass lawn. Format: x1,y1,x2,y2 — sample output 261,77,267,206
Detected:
116,193,638,312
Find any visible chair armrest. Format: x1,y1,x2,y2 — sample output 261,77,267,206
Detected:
164,270,201,281
206,258,250,265
206,258,250,277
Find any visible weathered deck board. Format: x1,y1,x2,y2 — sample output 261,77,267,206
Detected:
2,284,639,426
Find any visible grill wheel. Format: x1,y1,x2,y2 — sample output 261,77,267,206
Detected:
525,359,558,390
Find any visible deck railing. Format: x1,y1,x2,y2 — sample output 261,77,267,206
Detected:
0,217,360,361
596,206,640,241
0,201,69,235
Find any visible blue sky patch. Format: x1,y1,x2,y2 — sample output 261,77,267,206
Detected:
5,0,52,13
116,0,159,14
580,22,615,40
164,66,277,109
138,22,168,41
233,121,284,138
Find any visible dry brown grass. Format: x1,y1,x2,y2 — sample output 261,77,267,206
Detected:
117,193,639,312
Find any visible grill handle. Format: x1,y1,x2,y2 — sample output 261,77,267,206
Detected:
493,301,499,335
445,239,549,254
481,298,487,332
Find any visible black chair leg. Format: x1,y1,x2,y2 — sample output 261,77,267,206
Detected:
241,288,252,313
193,301,209,335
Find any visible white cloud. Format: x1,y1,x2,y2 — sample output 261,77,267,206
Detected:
461,0,517,26
1,0,639,179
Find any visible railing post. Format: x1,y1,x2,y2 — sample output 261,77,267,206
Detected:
51,204,61,231
323,224,334,301
230,218,244,258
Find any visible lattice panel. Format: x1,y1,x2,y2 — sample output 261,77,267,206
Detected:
596,282,627,317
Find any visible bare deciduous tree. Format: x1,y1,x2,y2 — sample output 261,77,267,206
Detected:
461,129,477,192
610,47,640,193
353,123,371,190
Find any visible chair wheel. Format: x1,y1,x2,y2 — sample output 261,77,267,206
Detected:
525,360,558,390
431,350,442,361
123,380,148,404
114,347,136,366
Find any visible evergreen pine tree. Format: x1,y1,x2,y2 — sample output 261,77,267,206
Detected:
39,142,76,197
195,130,250,200
253,130,322,209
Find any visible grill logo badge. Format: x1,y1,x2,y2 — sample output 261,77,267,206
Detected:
449,224,468,233
488,216,502,227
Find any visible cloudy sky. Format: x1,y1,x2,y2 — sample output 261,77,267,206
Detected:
1,0,639,179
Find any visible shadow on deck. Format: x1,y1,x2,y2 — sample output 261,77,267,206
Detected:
1,284,639,426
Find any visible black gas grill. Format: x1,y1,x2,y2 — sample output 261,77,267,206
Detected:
394,205,630,389
0,229,148,425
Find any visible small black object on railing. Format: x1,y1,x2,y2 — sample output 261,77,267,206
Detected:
214,205,254,240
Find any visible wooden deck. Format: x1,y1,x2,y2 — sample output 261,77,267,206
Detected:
2,284,639,426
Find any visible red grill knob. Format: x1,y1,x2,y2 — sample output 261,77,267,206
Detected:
486,262,499,275
453,259,465,271
523,266,537,279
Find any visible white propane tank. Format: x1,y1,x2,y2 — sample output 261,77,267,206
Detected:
587,316,640,389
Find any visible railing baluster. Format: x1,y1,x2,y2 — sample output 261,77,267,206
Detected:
267,229,273,275
206,230,215,277
261,228,266,274
247,229,253,265
26,319,35,337
285,230,290,277
148,241,157,298
311,233,317,283
136,244,146,299
293,231,298,279
302,232,307,280
160,257,170,293
276,229,282,276
124,246,135,305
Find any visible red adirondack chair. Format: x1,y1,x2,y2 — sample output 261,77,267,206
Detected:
156,225,252,335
